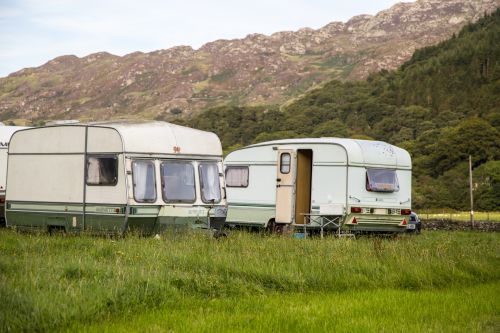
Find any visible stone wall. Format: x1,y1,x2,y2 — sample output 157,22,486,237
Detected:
422,219,500,232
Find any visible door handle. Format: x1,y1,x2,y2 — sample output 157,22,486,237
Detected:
276,178,281,182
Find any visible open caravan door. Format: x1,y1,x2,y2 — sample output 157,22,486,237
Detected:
275,149,295,224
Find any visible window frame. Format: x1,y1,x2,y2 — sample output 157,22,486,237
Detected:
85,154,119,186
225,166,249,188
280,153,291,174
160,160,196,204
199,162,222,204
131,159,157,203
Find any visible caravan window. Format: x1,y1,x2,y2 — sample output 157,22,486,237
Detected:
280,153,291,174
160,161,196,203
225,166,249,187
86,155,118,186
199,163,221,203
366,168,399,192
132,160,156,202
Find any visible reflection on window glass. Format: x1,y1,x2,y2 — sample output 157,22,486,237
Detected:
132,160,156,202
161,161,195,202
280,153,291,174
199,163,221,203
225,167,249,187
86,156,118,185
366,169,399,192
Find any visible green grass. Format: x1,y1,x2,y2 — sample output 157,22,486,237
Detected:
0,230,498,332
81,284,500,332
421,211,500,222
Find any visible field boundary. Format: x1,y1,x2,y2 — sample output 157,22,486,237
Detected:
422,219,500,232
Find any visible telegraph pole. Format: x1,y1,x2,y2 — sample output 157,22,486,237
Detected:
469,155,474,229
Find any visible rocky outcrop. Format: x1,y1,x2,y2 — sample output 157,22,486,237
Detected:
0,0,498,122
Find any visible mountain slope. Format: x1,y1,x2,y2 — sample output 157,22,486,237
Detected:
186,9,500,210
1,0,498,123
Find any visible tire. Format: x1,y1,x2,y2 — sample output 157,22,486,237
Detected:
266,219,276,233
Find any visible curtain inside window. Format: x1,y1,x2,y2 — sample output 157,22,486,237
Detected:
133,161,156,202
226,167,248,187
200,163,221,203
87,157,101,184
87,157,117,185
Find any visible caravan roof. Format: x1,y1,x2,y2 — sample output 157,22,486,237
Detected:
9,121,222,157
237,138,411,169
0,126,29,145
93,121,222,156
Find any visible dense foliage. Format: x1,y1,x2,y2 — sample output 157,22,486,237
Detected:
182,9,500,210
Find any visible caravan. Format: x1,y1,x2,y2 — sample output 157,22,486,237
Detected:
224,138,412,234
6,121,227,235
0,125,29,225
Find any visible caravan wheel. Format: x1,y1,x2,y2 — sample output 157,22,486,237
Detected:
266,219,276,233
48,225,66,236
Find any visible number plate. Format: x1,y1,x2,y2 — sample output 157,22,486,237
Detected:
407,224,416,229
373,208,386,214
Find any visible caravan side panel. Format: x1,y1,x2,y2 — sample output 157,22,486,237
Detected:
87,127,123,153
0,149,7,194
225,146,277,226
7,155,84,203
6,153,85,231
85,127,126,204
310,144,348,211
9,126,86,154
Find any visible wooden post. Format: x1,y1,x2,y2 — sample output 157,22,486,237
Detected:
469,155,474,229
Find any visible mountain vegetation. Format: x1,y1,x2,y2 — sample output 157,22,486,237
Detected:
183,9,500,211
0,0,497,122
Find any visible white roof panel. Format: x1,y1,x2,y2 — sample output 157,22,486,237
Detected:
94,121,222,156
237,138,411,168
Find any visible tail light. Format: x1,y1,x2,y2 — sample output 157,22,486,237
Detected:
0,197,5,204
352,217,358,224
400,209,411,215
351,207,362,213
115,208,120,214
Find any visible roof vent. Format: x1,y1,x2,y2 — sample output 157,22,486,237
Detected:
46,120,80,126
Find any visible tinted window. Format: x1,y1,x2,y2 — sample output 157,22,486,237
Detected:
366,169,399,192
280,153,291,174
132,160,156,202
225,166,249,187
199,163,221,203
86,156,118,186
161,161,195,203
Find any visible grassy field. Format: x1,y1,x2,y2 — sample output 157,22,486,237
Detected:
0,229,498,332
420,211,500,222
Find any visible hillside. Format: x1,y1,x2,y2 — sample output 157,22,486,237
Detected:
1,0,498,123
186,9,500,211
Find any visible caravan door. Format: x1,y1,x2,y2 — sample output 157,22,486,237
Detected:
275,149,295,224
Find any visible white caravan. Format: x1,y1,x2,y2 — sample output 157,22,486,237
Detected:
224,138,412,233
6,121,227,235
0,125,29,225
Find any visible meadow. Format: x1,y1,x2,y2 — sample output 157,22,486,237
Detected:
420,211,500,222
0,229,498,332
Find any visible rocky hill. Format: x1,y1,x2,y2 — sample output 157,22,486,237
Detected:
0,0,498,123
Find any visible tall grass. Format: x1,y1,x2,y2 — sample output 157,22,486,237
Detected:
0,230,498,331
